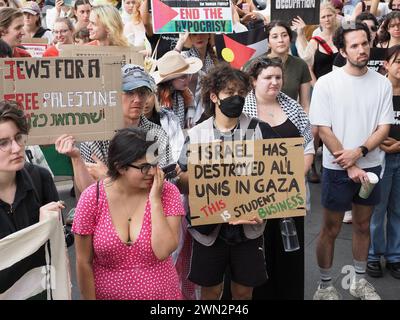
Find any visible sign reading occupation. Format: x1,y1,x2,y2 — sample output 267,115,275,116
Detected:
151,0,233,34
188,138,306,226
271,0,320,25
0,57,123,145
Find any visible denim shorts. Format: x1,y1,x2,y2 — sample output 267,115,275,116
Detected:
321,166,382,212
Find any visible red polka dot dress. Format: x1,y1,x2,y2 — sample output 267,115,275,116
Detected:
72,181,185,300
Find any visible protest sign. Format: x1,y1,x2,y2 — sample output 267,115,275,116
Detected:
59,44,145,67
0,212,71,300
151,0,233,34
188,138,306,226
271,0,320,25
21,38,48,58
0,57,123,145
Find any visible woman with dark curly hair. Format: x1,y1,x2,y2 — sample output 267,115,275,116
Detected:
72,127,185,300
176,63,277,300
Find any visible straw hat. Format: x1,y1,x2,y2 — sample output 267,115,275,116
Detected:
152,50,203,85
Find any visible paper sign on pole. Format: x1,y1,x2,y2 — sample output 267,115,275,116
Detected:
151,0,233,34
59,44,145,67
271,0,320,25
21,38,48,58
188,138,306,226
0,57,123,145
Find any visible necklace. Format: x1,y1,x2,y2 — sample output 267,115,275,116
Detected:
267,111,274,117
127,217,133,246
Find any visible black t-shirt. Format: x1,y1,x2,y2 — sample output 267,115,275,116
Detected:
389,96,400,142
333,47,388,74
147,33,180,59
0,165,59,295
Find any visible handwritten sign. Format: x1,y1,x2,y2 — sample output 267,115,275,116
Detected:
151,0,233,34
21,38,48,58
0,57,123,145
188,138,306,226
59,44,145,67
271,0,320,25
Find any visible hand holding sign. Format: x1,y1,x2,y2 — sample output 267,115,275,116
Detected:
55,134,80,159
39,201,65,222
229,216,263,225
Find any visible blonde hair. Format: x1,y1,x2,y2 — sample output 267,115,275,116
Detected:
92,5,129,47
320,2,339,31
127,0,142,24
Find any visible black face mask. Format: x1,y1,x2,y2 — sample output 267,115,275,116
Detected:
218,95,245,118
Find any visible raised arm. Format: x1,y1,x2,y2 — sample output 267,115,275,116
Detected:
150,167,181,260
55,134,95,193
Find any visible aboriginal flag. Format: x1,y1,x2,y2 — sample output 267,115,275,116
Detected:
215,26,268,69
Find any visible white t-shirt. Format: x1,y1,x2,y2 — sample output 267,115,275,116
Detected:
309,67,394,170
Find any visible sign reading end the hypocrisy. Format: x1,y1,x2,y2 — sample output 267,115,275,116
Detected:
188,138,306,226
152,0,233,34
0,56,123,145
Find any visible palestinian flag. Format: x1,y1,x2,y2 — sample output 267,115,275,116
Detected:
215,26,268,69
0,213,71,300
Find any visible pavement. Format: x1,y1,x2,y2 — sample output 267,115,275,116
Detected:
56,177,400,300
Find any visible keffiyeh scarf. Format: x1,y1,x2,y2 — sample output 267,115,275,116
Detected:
243,90,313,147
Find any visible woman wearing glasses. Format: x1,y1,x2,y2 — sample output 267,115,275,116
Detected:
0,100,63,298
378,11,400,48
72,127,185,300
43,17,74,57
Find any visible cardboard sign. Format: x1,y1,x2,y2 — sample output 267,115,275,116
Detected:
151,0,233,34
271,0,320,25
188,138,306,226
0,57,123,145
59,44,145,67
21,38,48,58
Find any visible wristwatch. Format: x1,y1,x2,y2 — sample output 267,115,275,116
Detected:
359,145,369,157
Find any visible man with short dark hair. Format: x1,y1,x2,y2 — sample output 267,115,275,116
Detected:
309,23,394,300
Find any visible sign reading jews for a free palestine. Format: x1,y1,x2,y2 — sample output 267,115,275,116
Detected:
188,138,306,226
0,57,123,145
151,0,233,34
271,0,320,25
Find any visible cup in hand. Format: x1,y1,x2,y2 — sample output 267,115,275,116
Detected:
358,172,379,199
280,217,300,252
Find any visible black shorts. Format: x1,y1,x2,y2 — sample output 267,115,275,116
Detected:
188,236,268,288
321,166,382,212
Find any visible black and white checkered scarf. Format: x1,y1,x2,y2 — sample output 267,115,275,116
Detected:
243,90,313,147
